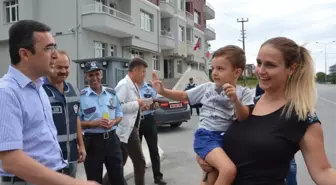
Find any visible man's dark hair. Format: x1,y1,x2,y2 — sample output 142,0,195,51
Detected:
128,57,148,72
9,20,51,65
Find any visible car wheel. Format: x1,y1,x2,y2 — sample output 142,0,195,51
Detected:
170,122,182,128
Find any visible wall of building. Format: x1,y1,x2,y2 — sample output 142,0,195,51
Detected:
192,0,205,31
0,42,10,77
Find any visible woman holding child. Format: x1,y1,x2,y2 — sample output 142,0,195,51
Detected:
152,37,336,185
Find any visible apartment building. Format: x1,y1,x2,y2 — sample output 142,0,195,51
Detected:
0,0,216,87
330,64,336,75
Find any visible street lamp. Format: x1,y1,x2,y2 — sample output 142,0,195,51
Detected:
316,41,336,82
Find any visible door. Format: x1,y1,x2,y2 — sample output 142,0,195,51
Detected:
168,60,174,78
164,59,168,78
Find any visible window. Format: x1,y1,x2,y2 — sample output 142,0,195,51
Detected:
116,68,128,84
4,0,19,23
186,28,193,42
194,10,200,24
177,61,182,74
109,45,116,56
153,55,160,71
131,49,144,59
178,0,185,11
94,41,107,57
140,10,153,32
178,26,185,41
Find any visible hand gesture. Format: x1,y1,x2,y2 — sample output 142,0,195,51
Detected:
77,145,86,163
222,83,238,102
99,118,113,130
141,104,150,111
151,71,164,93
196,155,213,172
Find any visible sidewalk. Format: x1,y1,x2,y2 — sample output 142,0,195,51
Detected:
76,140,165,180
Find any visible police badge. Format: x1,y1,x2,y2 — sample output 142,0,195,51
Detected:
73,104,78,113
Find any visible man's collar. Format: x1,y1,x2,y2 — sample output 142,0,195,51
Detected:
7,65,43,89
86,85,106,96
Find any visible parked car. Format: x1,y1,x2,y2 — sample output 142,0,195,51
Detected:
153,96,191,128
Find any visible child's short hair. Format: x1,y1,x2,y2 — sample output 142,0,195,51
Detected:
212,45,246,71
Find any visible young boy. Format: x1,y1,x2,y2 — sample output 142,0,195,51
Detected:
151,45,254,185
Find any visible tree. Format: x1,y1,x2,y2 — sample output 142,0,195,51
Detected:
316,72,326,82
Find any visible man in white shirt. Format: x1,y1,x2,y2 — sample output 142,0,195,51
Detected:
103,57,149,185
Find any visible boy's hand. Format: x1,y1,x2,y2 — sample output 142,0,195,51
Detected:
222,83,238,102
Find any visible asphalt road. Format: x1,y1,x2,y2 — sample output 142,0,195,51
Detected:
127,84,336,185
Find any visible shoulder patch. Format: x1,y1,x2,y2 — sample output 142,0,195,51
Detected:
80,89,87,95
105,87,116,95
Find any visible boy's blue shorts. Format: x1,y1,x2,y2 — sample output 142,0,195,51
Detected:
193,128,225,160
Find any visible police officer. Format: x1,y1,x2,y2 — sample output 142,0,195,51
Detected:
43,50,86,178
78,61,125,185
184,77,200,116
138,81,167,185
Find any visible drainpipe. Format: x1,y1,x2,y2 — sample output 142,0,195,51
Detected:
75,0,81,88
157,4,160,73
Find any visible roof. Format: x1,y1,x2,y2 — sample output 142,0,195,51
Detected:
72,56,130,64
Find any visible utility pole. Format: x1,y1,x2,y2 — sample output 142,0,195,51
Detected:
237,18,249,86
316,41,335,83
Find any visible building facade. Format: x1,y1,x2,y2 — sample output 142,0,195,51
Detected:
0,0,216,87
329,64,336,75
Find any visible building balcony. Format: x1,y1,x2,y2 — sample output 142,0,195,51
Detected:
160,0,174,18
204,24,216,40
187,40,195,56
186,11,194,27
203,2,215,20
160,30,175,50
81,3,135,37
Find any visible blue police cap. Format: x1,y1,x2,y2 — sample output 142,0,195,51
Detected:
84,61,105,72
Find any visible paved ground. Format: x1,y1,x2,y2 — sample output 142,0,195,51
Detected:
127,84,336,185
296,84,336,184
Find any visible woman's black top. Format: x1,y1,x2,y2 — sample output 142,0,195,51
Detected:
223,98,320,185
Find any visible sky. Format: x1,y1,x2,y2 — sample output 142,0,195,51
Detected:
206,0,336,74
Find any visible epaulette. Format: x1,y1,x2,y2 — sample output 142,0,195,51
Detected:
105,87,116,95
147,83,153,87
80,89,87,95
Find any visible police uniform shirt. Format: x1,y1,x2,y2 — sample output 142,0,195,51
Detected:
42,78,80,163
184,83,197,91
78,86,123,134
139,82,157,116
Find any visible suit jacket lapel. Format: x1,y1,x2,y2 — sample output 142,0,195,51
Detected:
126,75,140,98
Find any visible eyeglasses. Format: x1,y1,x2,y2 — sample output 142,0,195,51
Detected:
44,44,57,52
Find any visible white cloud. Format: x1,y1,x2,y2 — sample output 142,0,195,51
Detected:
207,0,336,74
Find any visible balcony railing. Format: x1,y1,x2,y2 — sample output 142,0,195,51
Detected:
186,11,193,20
160,0,173,6
161,30,174,39
82,3,133,23
187,40,193,46
206,24,215,32
205,1,214,10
